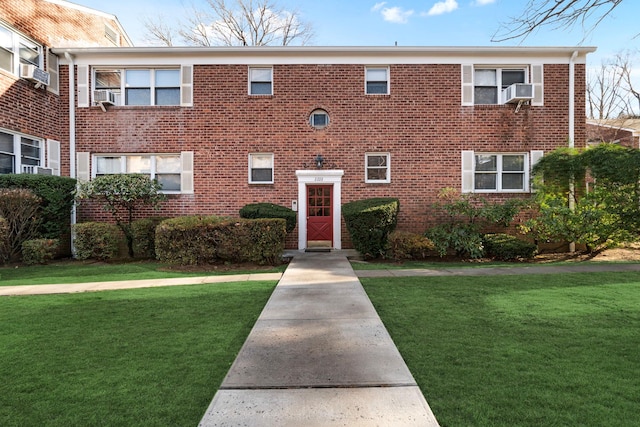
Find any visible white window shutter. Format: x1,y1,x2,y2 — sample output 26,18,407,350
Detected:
530,150,544,191
531,64,544,106
461,64,474,106
181,151,194,193
181,65,193,107
461,150,474,193
46,50,59,95
76,152,90,182
77,65,89,107
46,139,61,176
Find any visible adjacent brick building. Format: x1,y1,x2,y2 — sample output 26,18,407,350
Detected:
1,2,596,251
1,0,130,177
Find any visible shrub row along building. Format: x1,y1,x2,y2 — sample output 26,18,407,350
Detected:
1,0,595,250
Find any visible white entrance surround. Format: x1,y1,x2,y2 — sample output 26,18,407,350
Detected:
296,170,344,251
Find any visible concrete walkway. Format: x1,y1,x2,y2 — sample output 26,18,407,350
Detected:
198,251,440,426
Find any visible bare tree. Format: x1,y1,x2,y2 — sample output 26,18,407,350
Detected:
143,0,313,47
492,0,624,42
587,61,627,119
587,52,640,119
142,15,178,46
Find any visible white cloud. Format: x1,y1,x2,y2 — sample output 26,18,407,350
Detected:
474,0,496,5
381,6,414,24
427,0,459,16
371,2,386,12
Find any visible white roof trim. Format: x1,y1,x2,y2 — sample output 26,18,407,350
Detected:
53,46,596,66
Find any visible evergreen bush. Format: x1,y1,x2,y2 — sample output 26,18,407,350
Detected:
239,203,297,233
483,233,538,260
387,231,434,260
22,239,59,265
73,222,122,261
342,198,399,259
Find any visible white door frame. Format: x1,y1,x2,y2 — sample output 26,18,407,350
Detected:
295,169,344,251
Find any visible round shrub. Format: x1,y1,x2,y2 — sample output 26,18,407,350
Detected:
239,203,297,233
387,231,434,260
342,198,399,259
483,233,538,261
22,239,59,265
73,222,122,261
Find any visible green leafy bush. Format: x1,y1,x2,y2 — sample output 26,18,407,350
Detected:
0,217,9,264
483,233,538,261
155,216,286,265
132,217,168,259
240,203,297,233
0,174,76,240
22,239,59,265
0,188,41,261
73,222,122,261
426,223,485,259
342,198,399,259
387,231,434,260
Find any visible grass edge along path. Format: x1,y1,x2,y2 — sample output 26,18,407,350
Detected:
362,272,640,427
0,281,276,426
0,261,286,286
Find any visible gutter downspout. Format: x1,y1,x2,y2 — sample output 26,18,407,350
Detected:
65,52,76,255
569,50,578,253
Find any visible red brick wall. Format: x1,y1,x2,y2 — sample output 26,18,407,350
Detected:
586,123,638,148
68,62,586,248
1,0,130,48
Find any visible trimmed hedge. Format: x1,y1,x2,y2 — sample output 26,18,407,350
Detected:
342,198,399,259
155,216,286,265
483,233,538,261
22,239,59,265
73,222,122,261
0,174,76,240
239,203,297,233
387,231,434,260
132,217,168,259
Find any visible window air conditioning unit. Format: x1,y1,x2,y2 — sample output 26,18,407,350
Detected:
20,64,50,86
34,166,53,175
94,90,116,105
503,83,534,104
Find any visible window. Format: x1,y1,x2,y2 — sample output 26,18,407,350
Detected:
474,68,526,104
0,23,43,75
94,68,180,106
366,67,389,95
473,153,526,192
249,67,273,95
310,109,329,129
249,153,274,184
0,130,43,174
365,153,390,183
93,154,183,192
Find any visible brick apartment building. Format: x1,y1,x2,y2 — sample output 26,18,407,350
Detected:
2,2,595,251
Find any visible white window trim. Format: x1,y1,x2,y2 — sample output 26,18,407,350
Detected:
365,152,391,184
248,153,274,184
472,66,529,105
92,67,181,106
365,66,390,95
91,153,185,194
0,128,44,174
0,22,44,77
462,151,534,193
248,66,273,96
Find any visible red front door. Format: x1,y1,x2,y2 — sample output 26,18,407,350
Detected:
307,185,333,248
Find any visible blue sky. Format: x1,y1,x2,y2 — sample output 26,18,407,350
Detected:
73,0,640,65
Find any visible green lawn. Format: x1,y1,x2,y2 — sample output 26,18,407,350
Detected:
362,272,640,427
0,281,276,426
0,260,286,286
